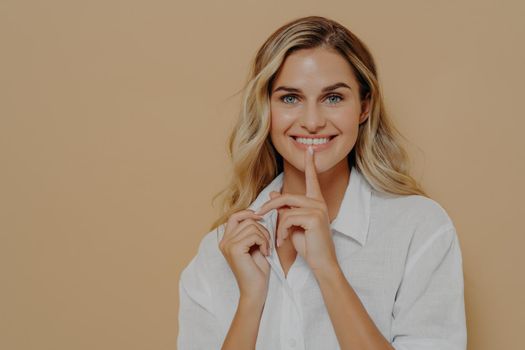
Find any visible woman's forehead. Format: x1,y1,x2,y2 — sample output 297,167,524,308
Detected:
273,48,359,91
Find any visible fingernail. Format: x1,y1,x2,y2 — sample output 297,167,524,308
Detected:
308,145,314,155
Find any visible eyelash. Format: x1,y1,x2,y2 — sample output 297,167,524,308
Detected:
280,94,344,104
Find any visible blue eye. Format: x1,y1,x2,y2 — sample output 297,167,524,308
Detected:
279,94,343,104
326,94,343,104
281,95,298,104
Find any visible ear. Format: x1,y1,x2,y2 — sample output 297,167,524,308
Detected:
359,93,372,124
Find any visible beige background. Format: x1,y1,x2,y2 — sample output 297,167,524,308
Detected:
1,0,523,349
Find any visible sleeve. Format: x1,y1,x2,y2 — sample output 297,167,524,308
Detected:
177,238,223,350
390,224,467,350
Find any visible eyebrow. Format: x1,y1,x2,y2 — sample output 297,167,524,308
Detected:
272,82,352,94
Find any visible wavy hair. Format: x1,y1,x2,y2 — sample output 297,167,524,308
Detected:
209,15,428,231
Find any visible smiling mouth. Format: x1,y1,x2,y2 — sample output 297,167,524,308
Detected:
290,135,337,145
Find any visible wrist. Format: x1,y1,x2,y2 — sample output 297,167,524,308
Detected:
239,294,266,310
312,259,343,284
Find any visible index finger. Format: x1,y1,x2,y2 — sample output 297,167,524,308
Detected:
305,145,323,200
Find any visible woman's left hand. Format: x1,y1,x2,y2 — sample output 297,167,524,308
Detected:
255,146,338,273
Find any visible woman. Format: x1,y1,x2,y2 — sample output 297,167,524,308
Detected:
177,16,467,350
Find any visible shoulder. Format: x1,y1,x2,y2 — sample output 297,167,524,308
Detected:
179,223,238,310
179,224,229,286
372,191,459,255
373,191,455,231
197,224,225,257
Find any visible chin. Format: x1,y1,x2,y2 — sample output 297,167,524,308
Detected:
283,156,332,174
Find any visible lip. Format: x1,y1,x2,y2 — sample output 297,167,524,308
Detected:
290,134,336,139
289,135,337,151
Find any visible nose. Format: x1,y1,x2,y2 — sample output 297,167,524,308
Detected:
299,102,326,133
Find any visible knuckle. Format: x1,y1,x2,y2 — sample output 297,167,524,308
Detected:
229,209,249,221
231,210,245,218
227,214,237,224
313,208,324,217
243,218,256,225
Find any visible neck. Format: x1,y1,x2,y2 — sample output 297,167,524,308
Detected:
281,158,351,222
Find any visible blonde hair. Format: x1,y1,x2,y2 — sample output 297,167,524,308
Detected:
209,15,428,231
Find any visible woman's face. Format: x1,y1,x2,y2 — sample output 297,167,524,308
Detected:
269,47,370,174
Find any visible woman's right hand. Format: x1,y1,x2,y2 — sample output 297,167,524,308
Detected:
219,209,272,302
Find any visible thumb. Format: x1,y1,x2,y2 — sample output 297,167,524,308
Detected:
269,191,281,199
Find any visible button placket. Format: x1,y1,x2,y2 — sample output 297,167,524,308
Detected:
264,210,305,350
280,283,303,350
261,210,304,313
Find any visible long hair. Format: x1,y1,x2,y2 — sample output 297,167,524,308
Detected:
209,15,428,231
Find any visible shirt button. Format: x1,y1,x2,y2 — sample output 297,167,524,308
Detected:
288,338,296,348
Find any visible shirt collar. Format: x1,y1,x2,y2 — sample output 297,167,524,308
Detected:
248,165,372,246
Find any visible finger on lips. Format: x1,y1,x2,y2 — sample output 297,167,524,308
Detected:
255,147,324,216
305,145,323,200
232,148,324,253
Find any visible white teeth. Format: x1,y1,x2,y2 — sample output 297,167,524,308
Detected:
295,137,330,145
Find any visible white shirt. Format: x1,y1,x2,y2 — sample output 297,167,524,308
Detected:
177,166,467,350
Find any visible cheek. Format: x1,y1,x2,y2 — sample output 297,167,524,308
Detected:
270,107,295,134
333,108,361,132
